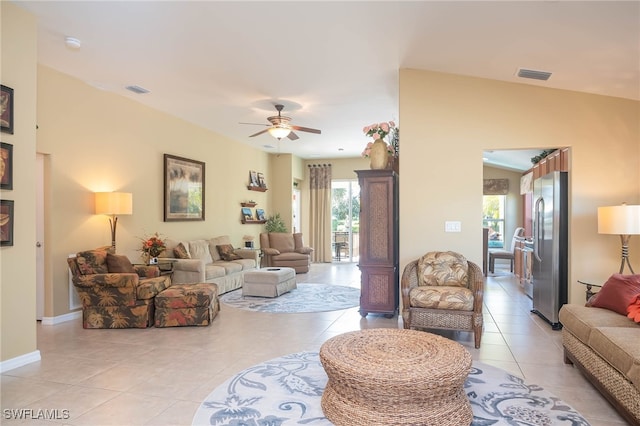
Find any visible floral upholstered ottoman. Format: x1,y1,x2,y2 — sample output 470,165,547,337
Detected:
154,283,219,327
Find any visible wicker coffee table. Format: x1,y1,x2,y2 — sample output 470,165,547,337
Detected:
319,328,472,426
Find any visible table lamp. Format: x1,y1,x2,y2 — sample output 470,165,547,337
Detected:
598,203,640,274
95,192,133,251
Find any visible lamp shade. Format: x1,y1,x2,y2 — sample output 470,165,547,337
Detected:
95,192,133,215
597,204,640,235
268,126,291,139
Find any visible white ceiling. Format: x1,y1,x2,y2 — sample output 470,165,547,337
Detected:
14,1,640,171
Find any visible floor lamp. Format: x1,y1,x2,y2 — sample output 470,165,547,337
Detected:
598,203,640,274
95,192,133,252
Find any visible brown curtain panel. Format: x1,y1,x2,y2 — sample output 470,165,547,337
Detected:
308,164,332,263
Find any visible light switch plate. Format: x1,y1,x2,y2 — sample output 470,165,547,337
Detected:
445,221,462,232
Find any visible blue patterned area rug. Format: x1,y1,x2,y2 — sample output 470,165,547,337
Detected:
219,284,360,313
192,352,590,426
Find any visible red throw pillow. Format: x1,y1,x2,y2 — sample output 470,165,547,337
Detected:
628,294,640,323
588,274,640,315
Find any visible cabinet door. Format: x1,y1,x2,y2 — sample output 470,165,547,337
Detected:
359,266,398,316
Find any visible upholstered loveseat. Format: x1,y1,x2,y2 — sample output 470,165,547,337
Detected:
68,247,171,328
559,275,640,425
161,236,258,294
259,232,313,273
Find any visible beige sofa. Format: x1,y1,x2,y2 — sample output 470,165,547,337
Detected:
559,304,640,425
161,236,258,294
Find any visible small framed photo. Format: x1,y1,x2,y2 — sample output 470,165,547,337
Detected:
241,207,253,221
164,154,205,221
256,208,266,221
1,85,14,134
0,142,12,190
0,199,14,246
249,170,259,187
257,172,267,188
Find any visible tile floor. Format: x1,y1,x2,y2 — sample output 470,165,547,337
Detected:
1,262,629,425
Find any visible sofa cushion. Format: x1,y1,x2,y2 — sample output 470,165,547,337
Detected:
205,264,226,280
214,261,243,275
588,274,640,316
559,304,637,345
270,252,309,261
410,286,474,311
217,244,241,261
417,251,468,287
233,258,256,270
106,253,135,273
188,240,213,264
173,242,190,259
269,233,295,252
209,236,232,262
589,327,640,392
76,249,110,275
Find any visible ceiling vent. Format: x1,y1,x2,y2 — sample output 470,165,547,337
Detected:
517,68,552,81
125,85,150,94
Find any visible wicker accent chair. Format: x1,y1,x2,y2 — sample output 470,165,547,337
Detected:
401,251,484,348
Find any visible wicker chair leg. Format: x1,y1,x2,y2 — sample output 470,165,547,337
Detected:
474,325,482,349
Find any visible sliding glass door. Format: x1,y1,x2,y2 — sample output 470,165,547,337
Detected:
331,180,360,262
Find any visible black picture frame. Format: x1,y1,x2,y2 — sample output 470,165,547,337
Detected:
164,154,205,221
0,142,12,190
1,199,14,246
1,85,14,134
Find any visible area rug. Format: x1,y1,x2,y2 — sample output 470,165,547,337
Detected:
219,284,360,313
192,351,590,426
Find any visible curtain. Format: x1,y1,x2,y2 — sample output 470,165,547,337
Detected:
483,179,509,195
308,164,332,263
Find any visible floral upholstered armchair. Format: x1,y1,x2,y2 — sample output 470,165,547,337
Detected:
401,251,484,348
67,247,171,328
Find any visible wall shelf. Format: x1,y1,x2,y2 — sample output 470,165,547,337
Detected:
241,202,257,207
241,219,267,224
247,186,267,192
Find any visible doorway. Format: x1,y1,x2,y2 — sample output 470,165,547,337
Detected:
331,180,360,262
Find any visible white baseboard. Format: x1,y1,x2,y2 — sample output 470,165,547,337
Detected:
0,350,41,373
41,310,81,326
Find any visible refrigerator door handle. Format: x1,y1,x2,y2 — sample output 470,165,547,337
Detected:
534,196,544,262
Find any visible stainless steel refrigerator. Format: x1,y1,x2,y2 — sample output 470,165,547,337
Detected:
531,171,568,329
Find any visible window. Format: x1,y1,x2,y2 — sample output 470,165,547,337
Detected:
331,181,360,262
483,195,505,249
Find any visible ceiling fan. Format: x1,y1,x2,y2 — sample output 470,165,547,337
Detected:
241,104,321,140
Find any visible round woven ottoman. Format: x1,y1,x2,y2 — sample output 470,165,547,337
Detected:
319,328,472,426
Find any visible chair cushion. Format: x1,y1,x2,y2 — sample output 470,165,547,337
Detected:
106,253,135,273
417,251,468,287
217,244,241,261
76,248,110,275
410,286,474,311
269,233,295,252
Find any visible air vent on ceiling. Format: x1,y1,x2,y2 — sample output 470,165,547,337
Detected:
517,68,552,81
125,85,150,94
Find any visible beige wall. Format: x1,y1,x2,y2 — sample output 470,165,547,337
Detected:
400,69,640,304
1,3,39,363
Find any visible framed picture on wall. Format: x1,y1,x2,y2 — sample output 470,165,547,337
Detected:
0,142,12,190
257,172,267,188
256,208,266,221
0,199,14,246
164,154,205,221
1,85,14,134
249,170,259,187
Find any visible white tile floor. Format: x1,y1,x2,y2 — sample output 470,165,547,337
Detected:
1,262,629,425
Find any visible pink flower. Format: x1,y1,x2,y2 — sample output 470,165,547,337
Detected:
380,122,389,133
371,132,380,140
389,121,395,128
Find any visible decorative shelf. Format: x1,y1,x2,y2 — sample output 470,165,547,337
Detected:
247,185,267,192
241,219,267,224
241,202,257,207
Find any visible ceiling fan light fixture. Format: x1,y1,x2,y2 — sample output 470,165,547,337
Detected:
268,126,291,140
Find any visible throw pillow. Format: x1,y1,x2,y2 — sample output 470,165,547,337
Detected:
588,274,640,316
76,249,109,275
174,242,190,259
217,244,241,261
628,294,640,323
106,253,135,273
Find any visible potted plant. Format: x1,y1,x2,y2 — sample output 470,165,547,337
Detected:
265,213,287,233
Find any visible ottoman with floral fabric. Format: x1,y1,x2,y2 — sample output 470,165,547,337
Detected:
154,283,219,327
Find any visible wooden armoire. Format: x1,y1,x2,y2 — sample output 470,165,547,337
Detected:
355,169,399,317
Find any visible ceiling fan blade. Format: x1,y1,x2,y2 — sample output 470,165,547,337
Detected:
239,122,269,126
287,131,300,141
249,129,270,137
291,125,321,134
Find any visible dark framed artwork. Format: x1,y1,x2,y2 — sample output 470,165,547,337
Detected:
1,85,14,134
164,154,205,221
0,142,12,190
0,199,14,246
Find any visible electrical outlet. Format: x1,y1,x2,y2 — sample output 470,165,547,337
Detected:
445,221,462,232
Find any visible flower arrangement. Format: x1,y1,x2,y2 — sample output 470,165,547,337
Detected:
139,232,167,258
361,121,398,158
